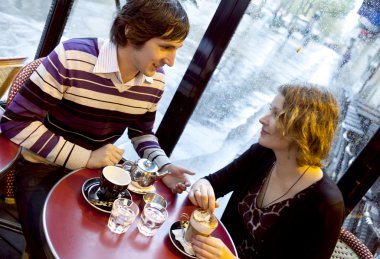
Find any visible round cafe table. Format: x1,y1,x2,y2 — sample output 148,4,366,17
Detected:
42,168,237,258
0,134,20,180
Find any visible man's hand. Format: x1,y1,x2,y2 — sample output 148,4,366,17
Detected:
161,164,195,194
86,144,124,169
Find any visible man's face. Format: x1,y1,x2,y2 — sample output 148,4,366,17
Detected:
130,37,184,77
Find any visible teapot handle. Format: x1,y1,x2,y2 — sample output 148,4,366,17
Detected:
156,170,172,178
117,159,134,170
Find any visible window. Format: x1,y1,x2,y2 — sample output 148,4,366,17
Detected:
0,0,52,101
168,0,379,252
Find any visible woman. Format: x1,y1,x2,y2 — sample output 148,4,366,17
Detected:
188,84,345,259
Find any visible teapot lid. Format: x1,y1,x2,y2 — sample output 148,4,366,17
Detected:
137,158,158,173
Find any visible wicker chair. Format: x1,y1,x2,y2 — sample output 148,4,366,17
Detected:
331,228,374,259
1,58,44,204
0,57,26,99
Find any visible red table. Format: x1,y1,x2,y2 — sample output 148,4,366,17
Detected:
0,134,20,179
42,168,237,258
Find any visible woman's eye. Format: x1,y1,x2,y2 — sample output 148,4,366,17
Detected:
268,104,278,117
269,106,277,117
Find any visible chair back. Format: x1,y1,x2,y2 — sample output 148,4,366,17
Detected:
6,58,44,107
331,229,374,259
0,57,26,99
1,58,44,204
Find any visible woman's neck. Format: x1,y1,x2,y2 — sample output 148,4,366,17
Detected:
273,147,321,181
272,156,323,184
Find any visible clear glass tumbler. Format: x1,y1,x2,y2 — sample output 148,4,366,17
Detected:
108,198,139,234
137,202,168,236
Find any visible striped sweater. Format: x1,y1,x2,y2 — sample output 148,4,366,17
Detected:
0,38,171,170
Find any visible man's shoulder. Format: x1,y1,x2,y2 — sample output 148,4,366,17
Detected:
61,38,100,56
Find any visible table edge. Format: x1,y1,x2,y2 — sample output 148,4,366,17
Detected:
42,168,82,259
0,144,21,174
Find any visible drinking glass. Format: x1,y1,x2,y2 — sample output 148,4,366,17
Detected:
137,202,168,236
108,198,139,234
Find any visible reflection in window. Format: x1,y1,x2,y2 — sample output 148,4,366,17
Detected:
171,0,379,254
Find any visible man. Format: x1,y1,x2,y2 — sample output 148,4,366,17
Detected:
0,0,193,258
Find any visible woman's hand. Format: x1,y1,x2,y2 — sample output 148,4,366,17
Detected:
161,164,195,193
188,179,219,214
192,235,237,259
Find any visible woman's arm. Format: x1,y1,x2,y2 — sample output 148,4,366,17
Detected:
188,144,273,212
206,143,272,197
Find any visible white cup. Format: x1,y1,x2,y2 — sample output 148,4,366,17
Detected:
184,208,218,242
98,166,131,201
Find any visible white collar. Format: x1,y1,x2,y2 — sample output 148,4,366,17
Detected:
93,39,153,85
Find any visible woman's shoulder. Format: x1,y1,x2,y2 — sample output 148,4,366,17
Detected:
235,143,275,169
246,143,274,157
314,174,344,206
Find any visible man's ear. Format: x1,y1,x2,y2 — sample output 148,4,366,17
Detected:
124,25,129,36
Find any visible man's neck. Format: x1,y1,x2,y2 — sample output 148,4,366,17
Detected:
117,45,139,83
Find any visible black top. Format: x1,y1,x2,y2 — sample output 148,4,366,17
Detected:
205,143,345,259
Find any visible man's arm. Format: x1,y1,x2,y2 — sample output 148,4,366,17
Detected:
128,106,195,193
0,44,92,170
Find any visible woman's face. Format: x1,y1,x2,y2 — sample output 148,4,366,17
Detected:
258,94,291,151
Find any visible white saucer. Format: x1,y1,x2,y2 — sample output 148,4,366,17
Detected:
169,221,196,258
127,181,156,194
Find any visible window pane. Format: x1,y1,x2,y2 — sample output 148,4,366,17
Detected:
62,0,117,40
0,0,52,101
171,0,379,252
158,0,221,122
0,0,52,58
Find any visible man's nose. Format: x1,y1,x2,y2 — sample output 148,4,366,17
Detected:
164,50,176,67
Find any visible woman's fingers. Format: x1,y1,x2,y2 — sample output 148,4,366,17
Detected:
192,236,221,259
188,179,216,212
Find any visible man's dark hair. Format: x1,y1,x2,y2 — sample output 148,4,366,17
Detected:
110,0,189,47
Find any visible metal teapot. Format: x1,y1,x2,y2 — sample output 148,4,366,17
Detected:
120,158,170,187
